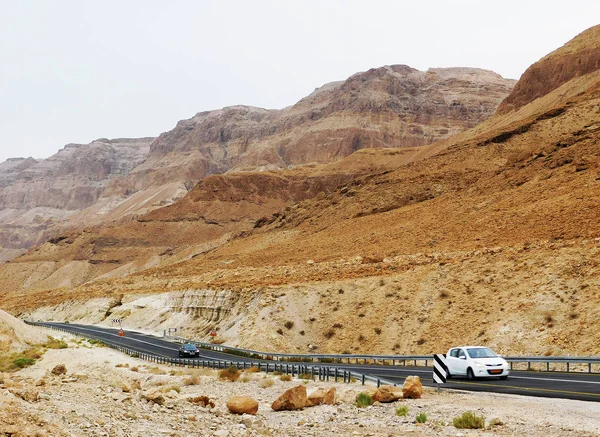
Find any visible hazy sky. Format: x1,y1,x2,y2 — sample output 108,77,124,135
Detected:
1,1,598,163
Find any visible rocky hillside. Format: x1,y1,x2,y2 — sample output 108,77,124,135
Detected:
5,27,598,358
0,138,156,262
0,66,513,263
138,67,514,186
497,24,600,113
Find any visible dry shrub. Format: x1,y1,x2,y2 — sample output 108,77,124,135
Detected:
279,374,292,382
218,366,241,382
183,375,201,386
130,366,139,372
258,378,274,388
246,366,260,373
284,321,294,330
148,367,167,375
324,329,335,339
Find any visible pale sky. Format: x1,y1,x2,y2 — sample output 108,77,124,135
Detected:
1,1,598,163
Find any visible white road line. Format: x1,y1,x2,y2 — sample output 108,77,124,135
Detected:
510,375,600,385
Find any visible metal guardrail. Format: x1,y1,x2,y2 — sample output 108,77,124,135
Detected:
25,321,398,388
167,334,600,374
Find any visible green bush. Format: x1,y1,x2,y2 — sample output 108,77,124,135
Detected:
453,411,485,429
415,412,428,423
13,357,36,368
396,405,409,416
355,392,374,408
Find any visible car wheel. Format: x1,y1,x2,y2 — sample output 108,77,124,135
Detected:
446,370,452,379
499,375,508,380
466,368,475,380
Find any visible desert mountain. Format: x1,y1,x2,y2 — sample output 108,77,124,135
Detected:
6,25,600,358
0,67,514,264
0,138,157,263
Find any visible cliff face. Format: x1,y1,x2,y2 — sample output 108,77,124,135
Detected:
0,138,154,261
135,67,514,189
497,25,600,114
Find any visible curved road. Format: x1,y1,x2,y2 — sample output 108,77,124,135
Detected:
41,322,600,402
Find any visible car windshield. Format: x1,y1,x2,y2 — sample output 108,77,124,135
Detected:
466,347,497,358
183,344,197,350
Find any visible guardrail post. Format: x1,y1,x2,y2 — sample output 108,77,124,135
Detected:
567,362,570,372
362,374,365,385
547,362,550,372
326,367,330,382
335,368,338,383
589,363,592,373
377,378,381,388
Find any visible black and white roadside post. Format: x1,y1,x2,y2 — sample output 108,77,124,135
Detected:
433,353,448,392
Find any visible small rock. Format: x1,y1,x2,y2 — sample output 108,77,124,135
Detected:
51,364,67,376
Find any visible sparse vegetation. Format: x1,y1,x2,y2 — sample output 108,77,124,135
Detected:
183,375,201,385
279,374,292,381
396,405,409,416
355,392,374,408
415,412,428,423
453,411,485,429
218,366,241,382
488,417,504,427
284,321,294,330
374,327,382,335
298,372,312,380
258,378,275,388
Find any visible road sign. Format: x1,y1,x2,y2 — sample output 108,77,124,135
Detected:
433,353,448,384
117,329,125,337
210,329,217,337
112,318,122,324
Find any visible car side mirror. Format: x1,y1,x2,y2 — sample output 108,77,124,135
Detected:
459,356,466,360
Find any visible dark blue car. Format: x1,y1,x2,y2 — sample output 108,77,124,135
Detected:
178,343,200,357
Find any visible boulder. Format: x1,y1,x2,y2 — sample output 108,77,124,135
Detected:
226,396,259,415
306,387,336,406
271,385,308,411
8,388,38,402
402,375,423,399
51,364,67,376
372,385,403,403
142,390,165,405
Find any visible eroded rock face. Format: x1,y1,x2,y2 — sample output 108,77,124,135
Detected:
497,25,600,114
142,66,514,184
0,138,154,262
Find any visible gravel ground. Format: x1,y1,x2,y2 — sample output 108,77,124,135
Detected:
1,339,599,437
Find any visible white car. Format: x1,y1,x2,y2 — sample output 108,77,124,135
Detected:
446,346,509,380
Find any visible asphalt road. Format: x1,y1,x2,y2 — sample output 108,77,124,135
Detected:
40,322,600,403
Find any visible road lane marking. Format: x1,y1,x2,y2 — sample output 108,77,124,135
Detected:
510,375,600,385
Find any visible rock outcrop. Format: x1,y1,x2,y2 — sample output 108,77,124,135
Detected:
0,137,156,262
497,25,600,114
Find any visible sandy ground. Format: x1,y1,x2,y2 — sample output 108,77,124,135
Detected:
1,332,599,437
